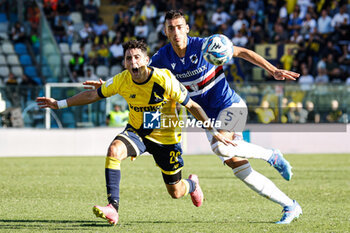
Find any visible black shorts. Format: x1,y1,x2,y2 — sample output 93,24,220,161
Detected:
115,125,184,183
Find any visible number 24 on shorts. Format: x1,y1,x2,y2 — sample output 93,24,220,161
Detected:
170,151,180,164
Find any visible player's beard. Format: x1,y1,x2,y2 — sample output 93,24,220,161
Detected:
131,66,148,83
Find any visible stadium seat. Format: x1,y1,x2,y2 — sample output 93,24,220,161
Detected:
0,13,7,23
36,55,48,65
9,13,17,23
83,65,94,74
0,32,8,40
46,77,58,83
108,30,116,41
11,66,23,77
7,54,20,65
2,42,14,54
70,12,82,24
71,42,80,54
96,65,109,78
43,44,56,54
19,54,32,65
0,66,10,77
0,55,6,65
31,77,42,85
149,43,158,54
59,43,70,54
48,55,61,65
84,43,92,54
63,54,73,65
14,43,28,55
41,66,52,77
73,22,84,33
24,66,38,78
147,31,158,44
110,65,122,76
32,41,40,54
52,67,61,77
0,22,8,33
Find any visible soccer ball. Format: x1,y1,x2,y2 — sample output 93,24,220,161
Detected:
201,34,234,66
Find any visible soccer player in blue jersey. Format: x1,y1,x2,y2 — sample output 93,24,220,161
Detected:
37,40,234,226
148,10,302,224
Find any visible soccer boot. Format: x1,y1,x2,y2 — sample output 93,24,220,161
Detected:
276,200,302,224
93,204,119,225
267,149,293,181
188,174,204,207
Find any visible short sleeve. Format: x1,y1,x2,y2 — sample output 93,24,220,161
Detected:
167,70,189,106
99,75,121,98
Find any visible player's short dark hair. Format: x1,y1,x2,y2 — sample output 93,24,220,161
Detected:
165,10,185,22
123,40,148,57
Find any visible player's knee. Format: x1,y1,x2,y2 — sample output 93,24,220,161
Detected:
107,142,127,160
233,162,252,180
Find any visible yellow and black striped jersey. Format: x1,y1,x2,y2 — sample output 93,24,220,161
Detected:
98,67,189,145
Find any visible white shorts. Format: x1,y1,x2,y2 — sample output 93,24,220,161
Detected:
206,99,248,161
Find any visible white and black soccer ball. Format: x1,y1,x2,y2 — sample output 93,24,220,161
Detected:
201,34,234,66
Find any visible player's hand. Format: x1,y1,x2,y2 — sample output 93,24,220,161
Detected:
36,97,58,109
213,133,237,147
83,79,105,90
273,69,300,81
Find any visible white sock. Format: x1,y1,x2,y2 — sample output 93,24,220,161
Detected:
233,163,294,207
212,140,273,161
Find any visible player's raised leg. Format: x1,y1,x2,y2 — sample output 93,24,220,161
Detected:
210,101,293,180
149,140,204,207
188,174,203,207
163,172,203,207
225,157,301,223
267,149,293,181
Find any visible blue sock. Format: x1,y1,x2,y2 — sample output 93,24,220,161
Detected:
186,179,196,193
105,168,120,210
105,157,121,211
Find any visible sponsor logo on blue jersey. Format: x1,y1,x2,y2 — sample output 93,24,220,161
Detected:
175,65,207,79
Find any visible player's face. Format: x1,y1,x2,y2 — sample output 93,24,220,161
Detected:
124,48,150,82
164,17,189,49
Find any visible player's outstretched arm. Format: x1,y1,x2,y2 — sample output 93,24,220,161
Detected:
184,99,236,146
36,97,59,109
36,90,101,109
83,79,105,90
232,46,300,81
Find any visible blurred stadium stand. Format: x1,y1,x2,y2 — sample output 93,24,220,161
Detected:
0,0,349,128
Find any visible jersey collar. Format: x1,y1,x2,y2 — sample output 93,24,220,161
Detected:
132,67,154,85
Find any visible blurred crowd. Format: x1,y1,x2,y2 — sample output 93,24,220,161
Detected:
1,0,349,83
35,0,350,84
251,98,346,123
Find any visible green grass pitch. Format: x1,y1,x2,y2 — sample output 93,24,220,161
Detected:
0,154,349,232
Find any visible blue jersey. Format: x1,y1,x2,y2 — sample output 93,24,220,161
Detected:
149,36,241,118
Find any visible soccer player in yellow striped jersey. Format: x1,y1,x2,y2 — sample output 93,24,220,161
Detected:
99,62,188,145
36,40,234,226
